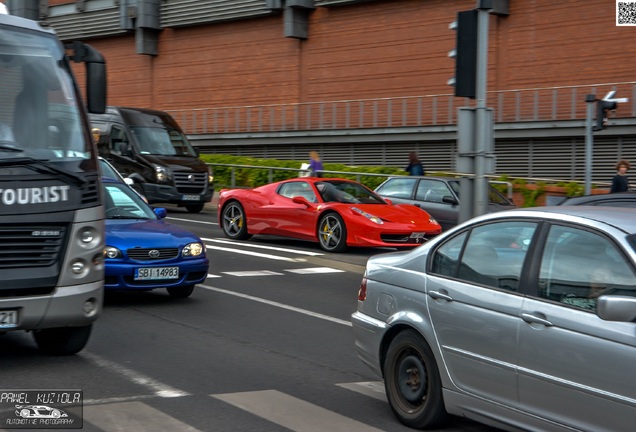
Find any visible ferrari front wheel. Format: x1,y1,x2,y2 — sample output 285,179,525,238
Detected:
318,212,347,252
222,201,252,240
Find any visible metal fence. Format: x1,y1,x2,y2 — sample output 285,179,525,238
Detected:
170,82,636,135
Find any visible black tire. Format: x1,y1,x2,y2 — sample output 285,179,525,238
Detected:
167,285,195,298
33,324,92,356
384,330,449,429
221,201,252,240
317,212,347,252
185,203,205,213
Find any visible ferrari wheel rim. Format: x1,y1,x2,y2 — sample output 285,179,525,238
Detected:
223,204,244,236
319,215,343,250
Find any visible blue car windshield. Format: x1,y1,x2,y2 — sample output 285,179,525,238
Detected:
104,183,156,219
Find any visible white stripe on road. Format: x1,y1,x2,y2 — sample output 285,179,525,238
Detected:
80,351,190,398
222,270,284,277
167,216,216,226
202,237,324,256
204,244,299,262
199,284,352,327
286,267,345,274
213,390,384,432
336,381,387,402
84,401,201,432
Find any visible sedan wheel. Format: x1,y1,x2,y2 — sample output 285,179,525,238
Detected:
221,201,252,240
318,212,347,252
384,330,449,429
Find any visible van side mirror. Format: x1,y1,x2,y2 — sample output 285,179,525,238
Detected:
120,142,133,157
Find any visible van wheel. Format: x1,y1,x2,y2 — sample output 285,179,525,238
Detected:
33,325,92,356
185,203,205,213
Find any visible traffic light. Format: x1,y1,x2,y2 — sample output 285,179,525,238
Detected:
448,10,478,99
593,99,617,131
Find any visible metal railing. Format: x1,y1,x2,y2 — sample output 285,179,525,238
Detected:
171,82,636,135
208,163,525,199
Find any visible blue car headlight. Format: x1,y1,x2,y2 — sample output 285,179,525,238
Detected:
103,246,122,259
351,207,383,224
183,242,205,257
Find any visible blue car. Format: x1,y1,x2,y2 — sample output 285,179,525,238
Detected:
102,177,209,298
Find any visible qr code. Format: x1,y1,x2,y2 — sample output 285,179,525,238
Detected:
617,1,636,25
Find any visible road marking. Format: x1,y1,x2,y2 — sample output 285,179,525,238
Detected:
286,267,345,274
213,389,384,432
84,401,201,432
80,352,190,398
336,381,387,402
206,273,222,278
199,284,352,327
167,216,216,226
202,237,324,256
222,270,284,277
204,244,299,261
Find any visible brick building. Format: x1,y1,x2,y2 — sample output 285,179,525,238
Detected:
5,0,636,183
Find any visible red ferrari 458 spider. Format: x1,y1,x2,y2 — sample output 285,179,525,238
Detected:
217,178,441,252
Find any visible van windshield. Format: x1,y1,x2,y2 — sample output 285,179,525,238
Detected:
130,127,197,157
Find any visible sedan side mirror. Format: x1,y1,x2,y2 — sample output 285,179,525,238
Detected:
597,295,636,322
153,208,168,219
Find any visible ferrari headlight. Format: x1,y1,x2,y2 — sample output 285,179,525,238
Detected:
183,242,205,257
351,207,384,224
103,246,122,259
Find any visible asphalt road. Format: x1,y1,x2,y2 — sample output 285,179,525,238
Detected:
0,202,499,432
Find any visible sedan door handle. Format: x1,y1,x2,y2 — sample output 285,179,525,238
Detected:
428,290,453,301
521,313,553,327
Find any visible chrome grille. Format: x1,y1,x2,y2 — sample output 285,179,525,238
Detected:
0,225,66,268
173,171,207,194
127,248,179,260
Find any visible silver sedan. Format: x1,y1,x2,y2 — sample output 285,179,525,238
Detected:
352,206,636,431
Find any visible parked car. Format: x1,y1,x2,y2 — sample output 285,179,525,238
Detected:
102,177,209,298
374,176,516,231
218,178,441,252
558,191,636,207
352,206,636,431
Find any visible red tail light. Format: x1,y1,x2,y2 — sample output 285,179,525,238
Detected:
358,277,367,301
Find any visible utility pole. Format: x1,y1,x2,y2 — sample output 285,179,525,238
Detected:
473,0,492,217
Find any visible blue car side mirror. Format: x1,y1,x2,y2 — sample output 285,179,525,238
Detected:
154,208,168,219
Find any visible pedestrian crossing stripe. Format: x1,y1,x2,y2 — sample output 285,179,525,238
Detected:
84,401,201,432
222,270,284,277
212,389,385,432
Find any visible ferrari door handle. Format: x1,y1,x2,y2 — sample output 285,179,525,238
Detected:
428,290,453,301
521,313,553,327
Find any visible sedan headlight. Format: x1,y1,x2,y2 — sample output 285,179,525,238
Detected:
351,207,384,224
103,246,122,259
183,242,205,257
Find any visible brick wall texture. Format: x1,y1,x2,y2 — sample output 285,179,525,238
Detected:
70,0,633,112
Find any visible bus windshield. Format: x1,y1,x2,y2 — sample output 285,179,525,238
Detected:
0,24,91,161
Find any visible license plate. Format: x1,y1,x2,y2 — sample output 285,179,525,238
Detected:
0,310,18,329
410,232,426,239
135,267,179,280
182,195,200,201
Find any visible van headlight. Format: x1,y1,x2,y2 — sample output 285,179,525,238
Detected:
153,165,171,183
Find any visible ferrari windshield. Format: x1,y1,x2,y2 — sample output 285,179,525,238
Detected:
317,180,385,204
0,24,91,160
130,126,197,157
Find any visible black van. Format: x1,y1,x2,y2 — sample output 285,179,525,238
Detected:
90,107,213,213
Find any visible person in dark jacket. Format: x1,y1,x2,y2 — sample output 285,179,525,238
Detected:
611,159,631,193
405,151,425,176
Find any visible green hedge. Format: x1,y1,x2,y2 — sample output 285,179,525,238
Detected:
200,154,406,190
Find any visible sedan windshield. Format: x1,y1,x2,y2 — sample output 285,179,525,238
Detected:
104,183,156,220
